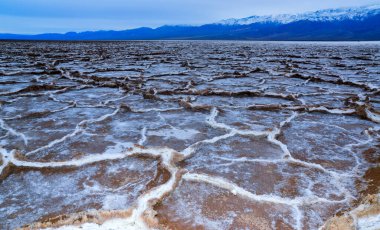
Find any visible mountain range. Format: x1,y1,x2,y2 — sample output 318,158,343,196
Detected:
1,4,380,41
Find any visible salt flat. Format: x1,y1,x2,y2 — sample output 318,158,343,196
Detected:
0,41,379,230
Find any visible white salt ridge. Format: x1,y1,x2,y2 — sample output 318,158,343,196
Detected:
206,109,352,185
148,127,199,140
132,107,182,113
183,173,346,206
3,103,78,121
267,114,357,202
205,107,269,137
48,218,150,230
196,108,368,226
2,92,378,229
48,147,181,230
1,145,180,230
179,109,369,230
207,108,361,179
183,172,347,230
25,106,121,156
357,214,380,230
103,94,128,106
204,108,347,177
266,111,298,158
351,195,380,230
308,106,356,114
0,110,370,229
365,108,380,123
0,147,11,175
138,127,147,145
249,104,356,115
45,106,296,229
0,118,28,145
1,41,379,230
1,103,371,223
102,194,130,210
0,117,185,229
320,195,380,230
53,90,126,108
0,108,274,229
181,131,236,158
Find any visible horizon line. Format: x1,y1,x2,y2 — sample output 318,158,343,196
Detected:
1,3,379,36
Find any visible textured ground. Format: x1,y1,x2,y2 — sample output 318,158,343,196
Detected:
0,41,379,230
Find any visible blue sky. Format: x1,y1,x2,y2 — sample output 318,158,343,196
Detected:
1,0,380,34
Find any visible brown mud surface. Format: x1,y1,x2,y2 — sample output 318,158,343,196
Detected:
0,41,379,229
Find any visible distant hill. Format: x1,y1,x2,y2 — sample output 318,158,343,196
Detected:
1,5,380,41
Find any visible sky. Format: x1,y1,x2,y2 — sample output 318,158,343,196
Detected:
1,0,380,34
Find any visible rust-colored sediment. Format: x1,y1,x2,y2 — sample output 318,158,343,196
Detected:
19,209,133,229
1,41,380,229
323,194,380,230
363,166,380,196
146,169,186,229
145,164,171,191
323,146,380,230
17,158,185,229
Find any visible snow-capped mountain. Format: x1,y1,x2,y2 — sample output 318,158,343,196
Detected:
1,4,380,41
218,4,380,25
